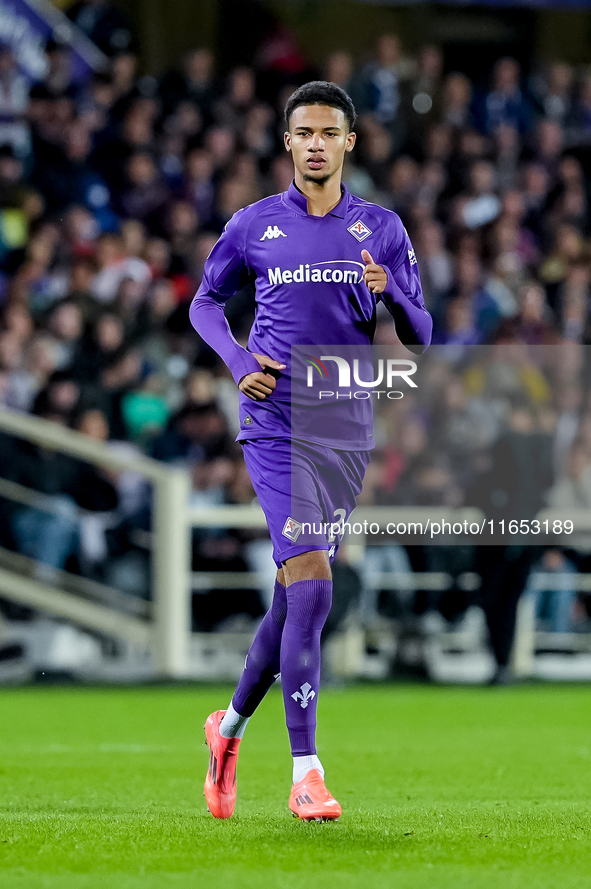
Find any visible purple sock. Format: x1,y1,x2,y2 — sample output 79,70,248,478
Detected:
280,579,332,757
231,579,287,717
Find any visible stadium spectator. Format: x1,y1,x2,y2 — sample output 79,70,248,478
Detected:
441,72,473,130
159,48,216,120
525,548,579,633
361,34,407,151
324,51,355,94
0,44,30,160
403,45,444,149
479,57,531,136
10,402,118,577
66,0,135,57
532,62,573,127
569,73,591,144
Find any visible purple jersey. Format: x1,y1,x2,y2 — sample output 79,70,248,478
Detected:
190,182,431,448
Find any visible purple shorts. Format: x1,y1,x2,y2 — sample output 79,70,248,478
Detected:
241,438,371,568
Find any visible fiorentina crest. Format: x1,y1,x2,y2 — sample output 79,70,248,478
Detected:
347,219,372,242
282,516,303,541
291,682,316,709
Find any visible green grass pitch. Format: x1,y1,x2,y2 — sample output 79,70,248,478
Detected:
0,684,590,889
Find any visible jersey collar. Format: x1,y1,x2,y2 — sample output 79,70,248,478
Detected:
283,180,349,218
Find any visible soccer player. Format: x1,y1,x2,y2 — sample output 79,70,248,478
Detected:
190,81,432,821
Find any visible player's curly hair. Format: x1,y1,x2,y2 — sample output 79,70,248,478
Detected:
284,81,357,132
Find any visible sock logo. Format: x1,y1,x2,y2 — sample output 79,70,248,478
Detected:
291,682,316,709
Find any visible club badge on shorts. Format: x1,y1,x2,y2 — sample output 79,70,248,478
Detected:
282,517,303,541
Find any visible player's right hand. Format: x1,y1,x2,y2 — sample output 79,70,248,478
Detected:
239,354,286,401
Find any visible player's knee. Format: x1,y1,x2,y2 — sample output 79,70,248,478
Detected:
282,550,332,584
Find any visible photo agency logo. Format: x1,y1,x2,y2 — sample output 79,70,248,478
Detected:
304,353,418,400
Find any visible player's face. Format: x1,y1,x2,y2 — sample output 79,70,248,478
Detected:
284,105,356,184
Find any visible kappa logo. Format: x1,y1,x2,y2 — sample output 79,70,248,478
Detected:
282,516,303,541
260,225,287,241
347,219,372,242
291,682,316,709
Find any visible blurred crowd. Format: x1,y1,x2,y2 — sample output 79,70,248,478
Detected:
362,344,591,639
1,8,591,637
365,346,591,520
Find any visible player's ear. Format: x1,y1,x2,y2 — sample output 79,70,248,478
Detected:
345,131,356,152
284,131,291,152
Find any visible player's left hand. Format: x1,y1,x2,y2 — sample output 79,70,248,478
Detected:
361,249,388,294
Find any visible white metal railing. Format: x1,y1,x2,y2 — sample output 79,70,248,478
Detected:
1,406,591,680
0,408,190,677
